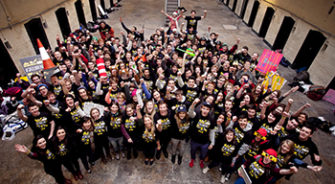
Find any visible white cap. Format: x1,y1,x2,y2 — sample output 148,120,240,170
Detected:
172,12,178,16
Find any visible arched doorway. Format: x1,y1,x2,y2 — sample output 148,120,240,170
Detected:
232,0,238,12
0,39,18,87
259,7,274,38
240,0,249,19
248,1,259,27
292,30,326,70
55,8,72,39
272,16,295,50
75,0,87,27
24,18,50,54
89,0,98,21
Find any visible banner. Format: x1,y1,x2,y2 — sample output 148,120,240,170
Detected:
262,71,286,93
19,55,43,83
256,49,283,74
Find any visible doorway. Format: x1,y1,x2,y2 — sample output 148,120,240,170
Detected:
240,0,249,19
259,7,274,37
75,0,87,27
89,0,98,21
0,39,18,87
100,0,106,10
226,0,230,6
327,77,335,90
292,30,326,70
24,18,50,54
232,0,237,12
55,8,71,39
272,16,295,50
248,1,259,27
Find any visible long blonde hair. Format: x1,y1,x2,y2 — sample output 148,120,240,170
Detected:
278,139,295,163
143,115,155,136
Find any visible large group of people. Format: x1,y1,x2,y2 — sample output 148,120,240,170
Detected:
10,7,325,184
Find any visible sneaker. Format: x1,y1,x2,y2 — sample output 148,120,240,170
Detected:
149,160,154,165
127,152,131,160
144,160,149,165
116,153,120,160
202,167,209,174
220,175,226,183
121,152,126,158
87,169,92,174
200,160,204,169
189,159,194,168
90,161,95,166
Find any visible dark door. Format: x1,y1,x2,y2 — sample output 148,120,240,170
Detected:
24,18,50,54
75,0,87,27
292,30,326,70
240,0,249,19
89,0,98,21
55,8,71,39
327,77,335,90
248,1,259,27
232,0,237,12
259,7,274,37
0,39,18,87
272,16,295,50
100,0,105,10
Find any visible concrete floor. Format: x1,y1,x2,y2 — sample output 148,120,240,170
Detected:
1,0,335,183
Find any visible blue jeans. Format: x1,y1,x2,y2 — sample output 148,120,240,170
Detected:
234,177,246,184
190,140,209,160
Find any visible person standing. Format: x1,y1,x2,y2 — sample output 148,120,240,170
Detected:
183,9,207,32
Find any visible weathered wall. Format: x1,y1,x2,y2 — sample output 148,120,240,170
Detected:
0,0,97,74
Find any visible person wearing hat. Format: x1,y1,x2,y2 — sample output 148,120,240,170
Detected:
188,98,215,169
169,105,191,165
161,9,183,35
235,148,280,184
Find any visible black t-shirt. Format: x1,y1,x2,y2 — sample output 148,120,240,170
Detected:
106,113,123,138
27,112,54,138
185,16,201,30
190,113,215,144
170,117,191,140
286,134,321,165
154,112,173,140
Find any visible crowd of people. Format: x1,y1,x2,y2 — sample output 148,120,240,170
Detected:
9,7,325,184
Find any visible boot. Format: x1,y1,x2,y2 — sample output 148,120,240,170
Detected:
127,152,132,160
171,154,176,164
101,155,107,164
133,150,138,159
156,150,161,160
177,155,183,165
163,149,169,158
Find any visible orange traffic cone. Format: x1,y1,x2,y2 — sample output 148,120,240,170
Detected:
37,38,55,70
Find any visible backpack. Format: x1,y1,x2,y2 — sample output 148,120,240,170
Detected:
306,85,326,101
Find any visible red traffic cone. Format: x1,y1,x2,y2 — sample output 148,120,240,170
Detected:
37,38,55,70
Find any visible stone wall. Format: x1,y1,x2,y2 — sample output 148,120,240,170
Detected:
0,0,96,74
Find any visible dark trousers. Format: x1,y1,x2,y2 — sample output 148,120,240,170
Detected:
94,135,111,160
190,140,209,160
45,163,65,184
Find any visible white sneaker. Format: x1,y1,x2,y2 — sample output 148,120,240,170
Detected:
202,167,209,174
220,175,226,183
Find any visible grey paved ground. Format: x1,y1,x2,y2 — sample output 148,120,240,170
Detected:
0,0,334,183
